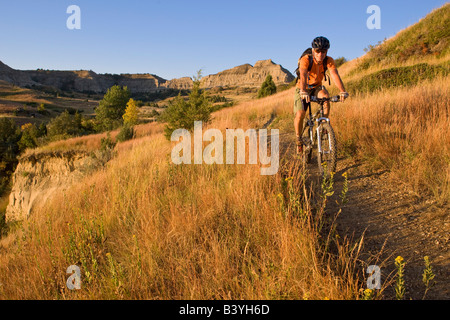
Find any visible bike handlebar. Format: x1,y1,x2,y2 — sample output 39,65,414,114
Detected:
310,95,341,103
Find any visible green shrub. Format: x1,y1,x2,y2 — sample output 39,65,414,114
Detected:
101,132,116,149
37,103,48,115
18,124,38,151
116,123,135,142
46,110,84,139
0,118,21,195
95,85,130,131
159,74,212,140
94,132,117,164
257,74,277,98
209,95,227,103
334,57,348,68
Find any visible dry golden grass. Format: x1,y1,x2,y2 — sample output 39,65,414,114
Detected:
0,88,361,300
333,75,449,204
0,59,447,299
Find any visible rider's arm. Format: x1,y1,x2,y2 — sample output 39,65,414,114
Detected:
298,68,310,103
330,68,349,102
329,68,346,93
298,68,309,92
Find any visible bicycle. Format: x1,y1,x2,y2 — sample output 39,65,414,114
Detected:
300,95,341,177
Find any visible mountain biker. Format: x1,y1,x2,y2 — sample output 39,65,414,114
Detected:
294,36,349,155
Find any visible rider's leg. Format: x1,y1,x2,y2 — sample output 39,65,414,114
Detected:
317,87,331,118
294,109,306,136
294,89,308,154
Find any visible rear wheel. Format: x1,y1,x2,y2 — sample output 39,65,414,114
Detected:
317,122,337,177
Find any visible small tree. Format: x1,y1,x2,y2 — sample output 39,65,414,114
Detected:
123,98,139,126
0,118,21,162
159,72,212,140
258,74,277,98
37,103,47,115
116,123,135,142
334,57,347,68
46,110,84,139
0,118,21,194
18,123,38,151
95,85,130,131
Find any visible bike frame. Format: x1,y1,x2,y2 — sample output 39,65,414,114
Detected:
302,95,340,158
303,100,329,151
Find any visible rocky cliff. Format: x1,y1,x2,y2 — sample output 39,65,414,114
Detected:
201,59,295,88
0,59,294,94
5,150,103,222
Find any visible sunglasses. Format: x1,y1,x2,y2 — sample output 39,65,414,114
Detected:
314,49,327,54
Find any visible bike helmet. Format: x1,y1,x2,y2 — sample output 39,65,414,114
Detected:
312,36,330,50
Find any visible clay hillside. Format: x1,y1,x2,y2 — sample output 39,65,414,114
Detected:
0,59,294,94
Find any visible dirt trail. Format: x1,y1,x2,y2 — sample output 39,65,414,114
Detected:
277,132,449,300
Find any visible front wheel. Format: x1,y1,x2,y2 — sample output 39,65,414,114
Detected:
316,122,337,177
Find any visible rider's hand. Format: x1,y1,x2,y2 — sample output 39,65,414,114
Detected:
300,90,310,103
340,92,349,102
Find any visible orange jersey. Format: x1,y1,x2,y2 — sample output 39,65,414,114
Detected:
296,55,337,88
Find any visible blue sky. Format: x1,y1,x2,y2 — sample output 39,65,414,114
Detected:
0,0,447,80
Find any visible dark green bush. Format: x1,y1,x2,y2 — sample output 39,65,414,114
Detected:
334,57,348,68
159,76,212,140
209,95,227,103
95,85,130,131
46,110,84,139
116,123,135,142
0,118,21,195
257,74,277,98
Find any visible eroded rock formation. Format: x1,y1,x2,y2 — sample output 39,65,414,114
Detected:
0,59,294,94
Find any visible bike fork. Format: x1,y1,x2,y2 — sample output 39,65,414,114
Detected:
316,118,331,155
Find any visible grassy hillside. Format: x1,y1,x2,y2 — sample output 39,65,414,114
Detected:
339,3,449,95
352,3,449,72
0,91,361,299
0,4,448,300
1,63,447,298
330,3,450,205
0,80,99,127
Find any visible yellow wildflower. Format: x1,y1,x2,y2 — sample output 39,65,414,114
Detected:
395,256,404,264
